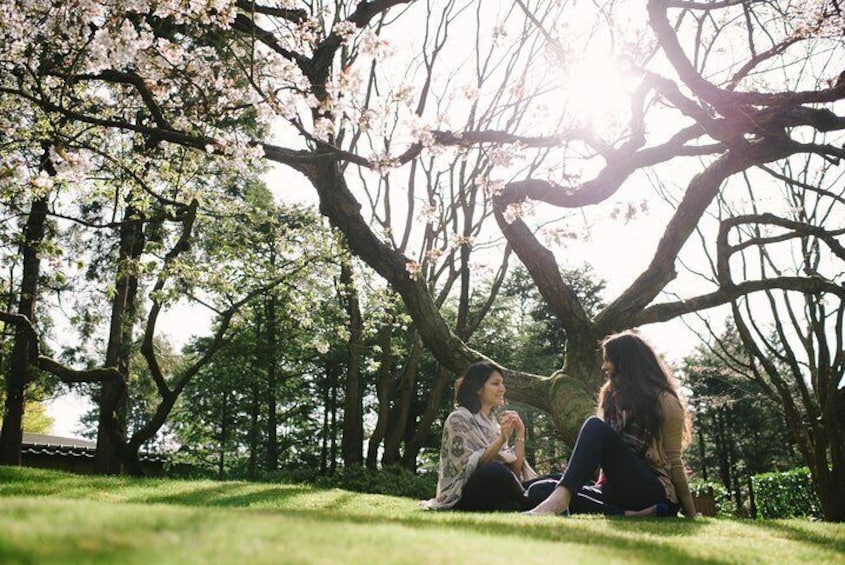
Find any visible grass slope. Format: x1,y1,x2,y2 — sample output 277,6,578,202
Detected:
1,467,842,564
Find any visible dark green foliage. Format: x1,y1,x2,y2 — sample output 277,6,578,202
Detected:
681,327,803,516
752,467,823,520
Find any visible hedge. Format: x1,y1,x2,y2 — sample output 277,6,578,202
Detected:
751,467,822,519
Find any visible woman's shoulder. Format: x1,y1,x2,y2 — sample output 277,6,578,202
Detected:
444,406,473,424
658,390,684,415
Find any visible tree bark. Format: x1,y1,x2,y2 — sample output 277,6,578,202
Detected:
340,259,364,466
265,291,279,472
366,324,393,469
248,379,260,479
382,336,422,467
0,194,48,466
402,364,451,471
96,203,144,475
218,390,229,478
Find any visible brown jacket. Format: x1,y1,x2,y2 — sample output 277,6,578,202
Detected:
644,392,697,516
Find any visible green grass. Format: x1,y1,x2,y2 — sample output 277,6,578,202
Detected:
1,467,842,564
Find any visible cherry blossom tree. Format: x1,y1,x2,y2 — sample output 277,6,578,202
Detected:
1,0,843,515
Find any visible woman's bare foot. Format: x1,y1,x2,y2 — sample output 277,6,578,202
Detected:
523,486,571,515
625,505,657,517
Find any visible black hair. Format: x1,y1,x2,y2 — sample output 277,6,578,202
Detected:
455,361,503,414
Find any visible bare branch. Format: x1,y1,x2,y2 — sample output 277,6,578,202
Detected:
636,276,845,325
648,0,845,109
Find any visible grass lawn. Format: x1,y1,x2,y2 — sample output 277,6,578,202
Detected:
0,467,842,564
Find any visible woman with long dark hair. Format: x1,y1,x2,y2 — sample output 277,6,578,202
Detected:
526,330,698,517
420,361,551,511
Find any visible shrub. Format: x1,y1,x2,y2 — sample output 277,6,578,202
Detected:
751,467,822,519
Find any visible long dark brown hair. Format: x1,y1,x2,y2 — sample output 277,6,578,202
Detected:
596,330,690,444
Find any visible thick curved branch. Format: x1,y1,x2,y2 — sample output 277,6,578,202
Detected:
140,199,199,401
492,205,592,337
307,159,479,373
648,0,845,109
499,368,554,413
598,137,796,327
0,312,123,383
495,125,712,209
634,276,845,325
36,357,124,384
76,70,171,129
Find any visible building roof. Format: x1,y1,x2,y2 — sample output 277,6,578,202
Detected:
21,432,168,463
22,432,96,449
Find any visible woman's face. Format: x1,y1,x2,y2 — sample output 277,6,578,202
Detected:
601,353,615,378
477,371,506,411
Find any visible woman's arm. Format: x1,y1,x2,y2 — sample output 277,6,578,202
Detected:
479,411,515,467
479,431,508,467
661,394,697,517
509,411,527,477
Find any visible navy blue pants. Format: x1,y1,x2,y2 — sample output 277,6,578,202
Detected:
455,461,558,512
558,416,674,515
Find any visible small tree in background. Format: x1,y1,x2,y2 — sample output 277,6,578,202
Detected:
681,326,803,516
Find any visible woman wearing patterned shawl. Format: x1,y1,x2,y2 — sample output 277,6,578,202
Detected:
420,361,550,511
525,330,698,518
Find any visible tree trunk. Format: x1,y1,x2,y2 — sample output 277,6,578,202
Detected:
1,194,48,466
403,364,451,471
321,366,331,474
340,260,364,467
96,205,144,475
698,425,709,482
726,423,743,516
367,324,394,469
216,390,228,478
248,380,260,479
382,336,422,466
265,292,279,472
329,366,338,474
714,411,731,490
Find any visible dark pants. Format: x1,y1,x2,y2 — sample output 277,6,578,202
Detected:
559,416,673,515
455,461,558,512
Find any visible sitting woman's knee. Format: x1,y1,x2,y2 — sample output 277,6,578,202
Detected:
580,415,606,433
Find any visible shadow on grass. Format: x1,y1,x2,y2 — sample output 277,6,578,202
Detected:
3,467,840,565
138,482,316,508
0,467,316,509
740,518,845,555
0,467,139,496
300,507,728,564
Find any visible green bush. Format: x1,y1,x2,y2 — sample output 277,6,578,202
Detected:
752,467,822,519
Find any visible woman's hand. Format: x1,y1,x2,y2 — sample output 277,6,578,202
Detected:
498,410,525,440
498,410,526,449
498,413,515,443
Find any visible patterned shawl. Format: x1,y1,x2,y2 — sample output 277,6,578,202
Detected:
420,406,537,510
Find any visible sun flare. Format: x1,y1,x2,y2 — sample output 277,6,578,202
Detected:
561,53,634,133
